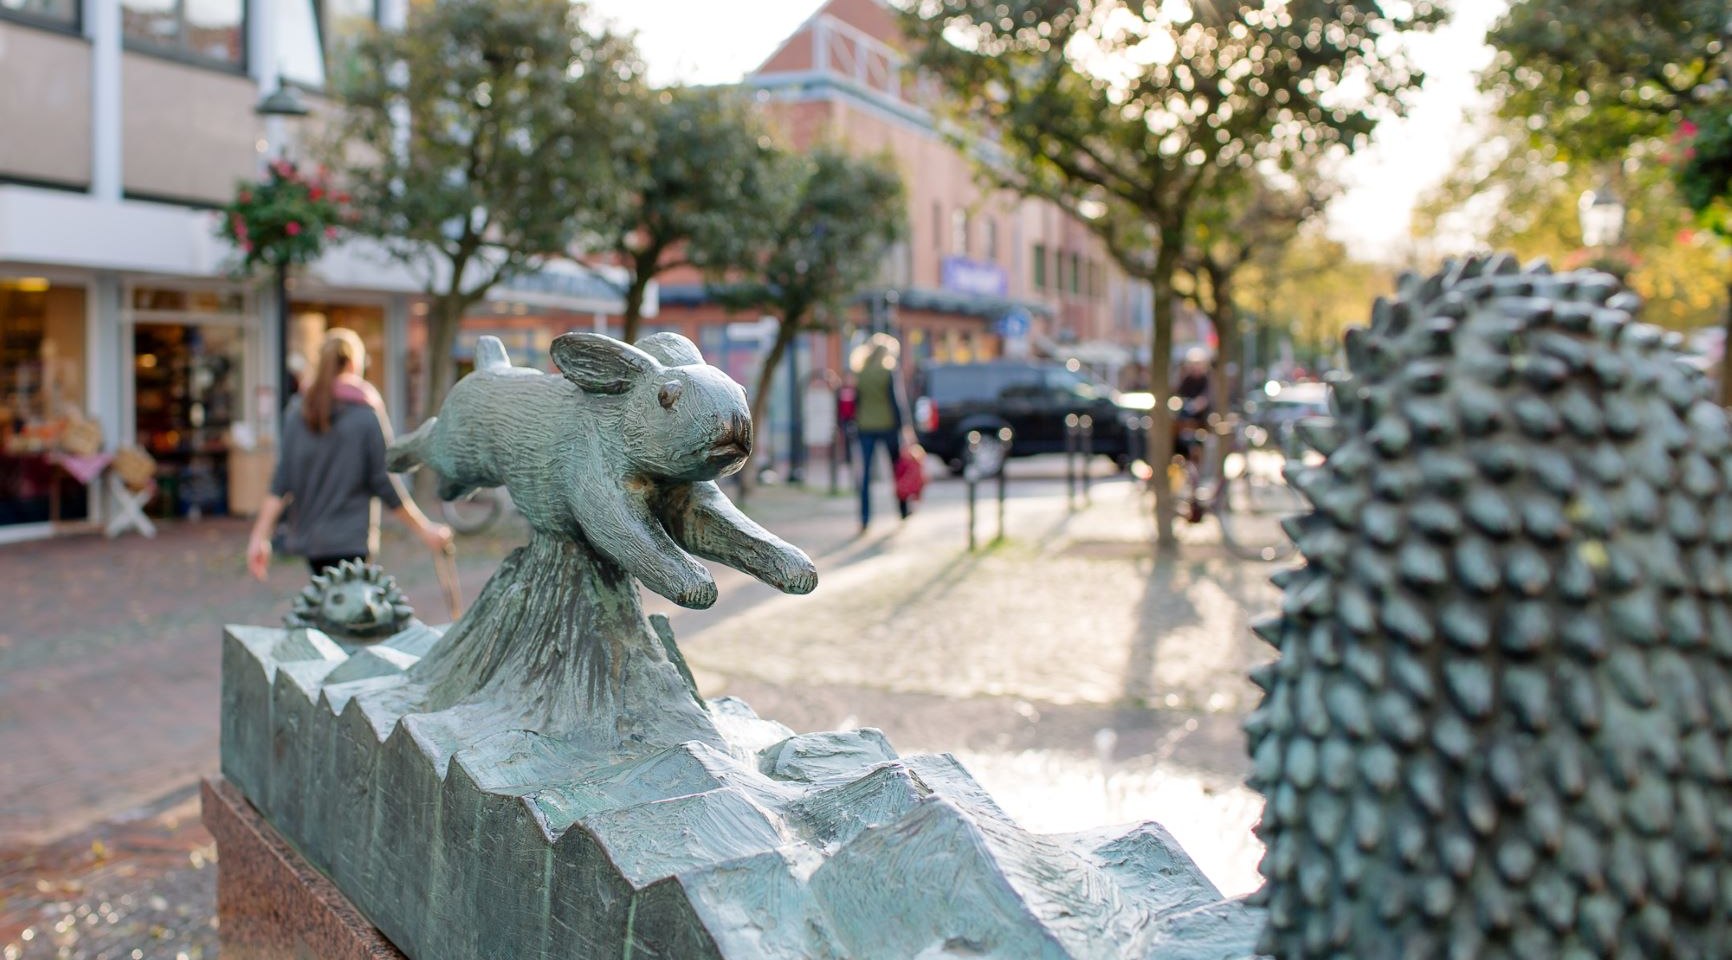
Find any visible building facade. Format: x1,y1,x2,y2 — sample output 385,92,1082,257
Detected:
0,0,635,541
647,0,1155,467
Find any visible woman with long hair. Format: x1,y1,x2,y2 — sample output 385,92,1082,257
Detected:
246,328,451,579
850,332,914,531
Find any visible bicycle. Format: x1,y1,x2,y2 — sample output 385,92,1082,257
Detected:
440,485,515,535
1167,412,1306,562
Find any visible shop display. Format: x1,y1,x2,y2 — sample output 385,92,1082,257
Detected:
133,323,242,517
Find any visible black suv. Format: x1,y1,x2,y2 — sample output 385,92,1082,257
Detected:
912,361,1134,475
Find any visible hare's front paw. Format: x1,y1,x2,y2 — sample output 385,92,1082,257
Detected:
676,576,719,610
779,556,818,595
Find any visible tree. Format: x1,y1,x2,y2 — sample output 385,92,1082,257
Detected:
1485,0,1732,398
1180,166,1333,414
326,0,643,419
1484,0,1729,165
718,146,906,488
596,87,796,343
901,0,1439,549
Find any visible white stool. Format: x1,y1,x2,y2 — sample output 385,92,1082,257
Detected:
104,474,158,539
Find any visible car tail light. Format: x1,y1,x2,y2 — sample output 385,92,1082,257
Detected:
914,397,938,433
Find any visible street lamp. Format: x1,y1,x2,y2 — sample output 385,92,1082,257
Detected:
1578,184,1626,249
255,81,311,410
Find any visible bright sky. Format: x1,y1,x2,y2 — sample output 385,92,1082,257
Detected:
589,0,1509,263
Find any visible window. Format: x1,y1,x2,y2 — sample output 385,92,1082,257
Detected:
985,219,999,261
1069,252,1081,295
279,0,378,89
123,0,246,68
951,209,969,256
1055,250,1066,292
1032,244,1047,289
932,202,942,251
0,0,78,29
1087,260,1101,299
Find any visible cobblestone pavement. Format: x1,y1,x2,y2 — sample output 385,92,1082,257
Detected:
0,455,1285,957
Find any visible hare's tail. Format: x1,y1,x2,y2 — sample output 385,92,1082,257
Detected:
386,418,436,473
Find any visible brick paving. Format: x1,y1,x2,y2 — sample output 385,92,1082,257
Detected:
0,457,1285,957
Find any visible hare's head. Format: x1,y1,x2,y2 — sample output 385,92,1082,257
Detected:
552,332,752,481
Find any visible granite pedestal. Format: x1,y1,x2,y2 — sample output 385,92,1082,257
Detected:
201,776,406,960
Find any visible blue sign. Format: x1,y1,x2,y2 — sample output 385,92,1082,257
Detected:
994,308,1031,339
941,256,1009,298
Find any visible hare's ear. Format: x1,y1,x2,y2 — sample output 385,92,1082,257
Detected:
635,332,704,367
551,333,657,394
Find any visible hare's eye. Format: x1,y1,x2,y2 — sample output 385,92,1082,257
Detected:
658,381,683,410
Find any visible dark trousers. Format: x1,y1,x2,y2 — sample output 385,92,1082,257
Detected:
856,429,909,527
308,554,367,576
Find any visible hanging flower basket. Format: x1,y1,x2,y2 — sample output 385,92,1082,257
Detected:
218,159,352,273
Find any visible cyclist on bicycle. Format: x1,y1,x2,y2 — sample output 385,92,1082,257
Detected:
1172,348,1214,465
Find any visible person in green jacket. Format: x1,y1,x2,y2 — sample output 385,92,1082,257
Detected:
850,333,913,531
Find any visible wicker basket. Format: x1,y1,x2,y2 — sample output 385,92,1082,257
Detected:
113,446,158,492
59,415,103,457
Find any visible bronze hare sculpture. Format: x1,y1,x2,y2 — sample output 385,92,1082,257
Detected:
389,331,816,609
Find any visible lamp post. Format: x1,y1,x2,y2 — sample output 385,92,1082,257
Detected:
1578,183,1627,253
256,81,311,411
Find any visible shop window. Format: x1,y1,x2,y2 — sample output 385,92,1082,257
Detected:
1,280,90,526
1033,244,1046,289
278,0,378,89
0,0,79,30
123,0,245,69
134,323,244,517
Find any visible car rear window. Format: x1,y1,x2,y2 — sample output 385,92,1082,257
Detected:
925,367,1003,403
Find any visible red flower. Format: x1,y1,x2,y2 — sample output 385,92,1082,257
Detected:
286,221,302,236
1681,119,1700,139
324,226,339,240
238,190,253,203
242,241,254,252
336,192,351,204
309,186,325,201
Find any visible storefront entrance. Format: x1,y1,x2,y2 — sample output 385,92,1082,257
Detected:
133,322,246,517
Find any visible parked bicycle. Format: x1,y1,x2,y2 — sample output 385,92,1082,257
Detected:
440,485,515,535
1163,413,1306,562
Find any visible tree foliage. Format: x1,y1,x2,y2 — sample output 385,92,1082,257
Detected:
325,0,643,415
1412,125,1727,333
598,87,797,342
900,0,1438,546
1484,0,1731,164
717,146,906,484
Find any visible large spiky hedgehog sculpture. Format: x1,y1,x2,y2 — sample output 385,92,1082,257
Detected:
1246,253,1732,958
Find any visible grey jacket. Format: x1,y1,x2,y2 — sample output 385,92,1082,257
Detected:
271,398,403,558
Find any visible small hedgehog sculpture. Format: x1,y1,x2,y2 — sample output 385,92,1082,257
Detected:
1246,254,1732,958
286,560,414,640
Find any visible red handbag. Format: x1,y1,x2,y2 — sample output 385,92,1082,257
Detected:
894,446,927,501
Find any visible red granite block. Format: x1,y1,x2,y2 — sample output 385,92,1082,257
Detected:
201,777,407,960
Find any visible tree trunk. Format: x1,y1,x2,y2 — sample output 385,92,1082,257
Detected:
414,293,467,504
1148,241,1180,553
740,317,801,502
621,270,653,344
1207,268,1239,419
